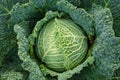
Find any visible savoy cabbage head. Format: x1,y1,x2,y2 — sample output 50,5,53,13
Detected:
0,0,120,80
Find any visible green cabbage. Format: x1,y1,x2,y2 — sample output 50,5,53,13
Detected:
37,18,87,72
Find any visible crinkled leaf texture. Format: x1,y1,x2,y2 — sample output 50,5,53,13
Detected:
77,1,120,79
107,0,120,37
80,0,120,37
12,0,120,80
11,0,81,23
14,21,46,80
0,0,29,80
70,4,120,80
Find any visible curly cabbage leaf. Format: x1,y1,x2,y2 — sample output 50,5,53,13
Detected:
0,0,29,80
80,0,120,37
11,0,81,23
70,4,120,80
106,0,120,37
14,21,46,80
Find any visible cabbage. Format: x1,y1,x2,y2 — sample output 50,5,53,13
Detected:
36,18,88,72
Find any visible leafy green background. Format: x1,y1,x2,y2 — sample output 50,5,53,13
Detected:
0,0,29,80
80,0,120,37
0,0,120,80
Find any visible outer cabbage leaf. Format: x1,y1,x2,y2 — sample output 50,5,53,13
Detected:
80,0,120,37
11,0,81,23
69,4,120,80
79,1,120,78
29,0,80,10
92,4,114,37
0,0,29,80
14,21,46,80
91,4,120,79
107,0,120,37
11,3,39,23
92,0,120,37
